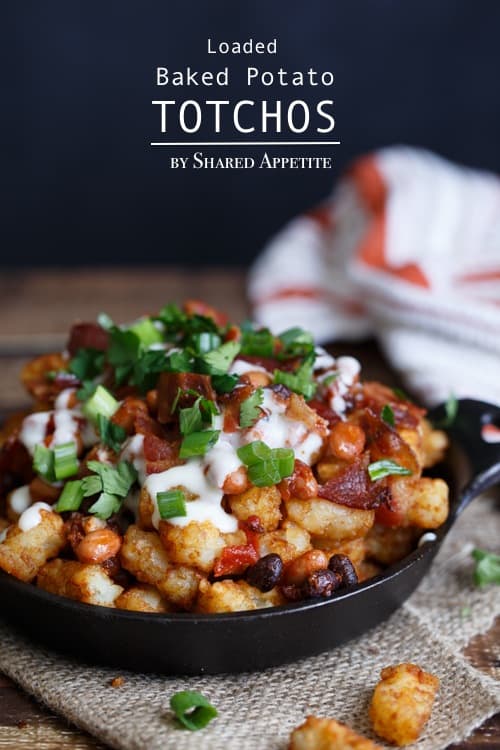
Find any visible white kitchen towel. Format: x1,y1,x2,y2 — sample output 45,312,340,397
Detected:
249,146,500,407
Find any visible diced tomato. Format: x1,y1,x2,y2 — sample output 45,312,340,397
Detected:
213,544,259,577
183,299,228,327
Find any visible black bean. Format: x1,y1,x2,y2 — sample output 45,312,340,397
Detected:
302,569,340,599
328,554,358,589
246,553,283,592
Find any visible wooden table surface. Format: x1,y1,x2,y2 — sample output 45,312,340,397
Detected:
0,268,497,750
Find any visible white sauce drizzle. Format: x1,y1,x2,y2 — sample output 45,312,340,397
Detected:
54,388,76,410
19,387,88,455
321,355,361,417
145,460,237,532
244,389,321,465
120,434,147,483
314,347,336,371
19,412,51,456
229,359,269,376
18,502,52,532
9,485,32,515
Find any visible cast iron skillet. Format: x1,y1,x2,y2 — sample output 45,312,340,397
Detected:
0,399,499,675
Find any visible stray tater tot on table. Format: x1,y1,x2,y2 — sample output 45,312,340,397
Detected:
289,716,382,750
369,663,439,746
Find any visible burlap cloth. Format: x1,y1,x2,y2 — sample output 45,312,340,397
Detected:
0,495,499,750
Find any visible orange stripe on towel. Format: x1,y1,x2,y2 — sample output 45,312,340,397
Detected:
350,156,430,289
258,286,365,316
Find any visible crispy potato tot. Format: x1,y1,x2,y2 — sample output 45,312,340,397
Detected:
289,716,382,750
286,498,375,543
258,520,311,564
391,477,449,529
115,584,171,613
369,663,439,746
196,578,284,613
0,510,65,582
158,519,226,573
21,352,68,402
421,420,448,468
157,564,202,610
365,525,418,566
227,484,282,531
138,487,155,530
316,457,346,483
37,559,123,606
120,525,170,585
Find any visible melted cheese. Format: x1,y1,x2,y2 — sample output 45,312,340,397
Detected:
18,502,52,532
144,460,237,533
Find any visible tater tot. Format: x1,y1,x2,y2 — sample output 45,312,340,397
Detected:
286,498,375,543
289,716,382,750
369,663,439,746
0,510,65,582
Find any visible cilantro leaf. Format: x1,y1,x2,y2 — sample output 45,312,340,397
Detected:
86,460,137,497
211,373,239,394
278,327,314,357
273,353,317,400
131,350,169,393
381,404,395,427
96,414,127,453
179,430,220,458
69,348,105,382
240,388,264,428
198,341,240,375
472,548,500,586
434,393,459,429
368,460,412,481
240,326,275,357
88,492,122,520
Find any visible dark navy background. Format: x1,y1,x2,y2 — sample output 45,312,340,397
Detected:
3,0,500,266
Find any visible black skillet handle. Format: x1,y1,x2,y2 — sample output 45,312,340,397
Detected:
428,398,500,518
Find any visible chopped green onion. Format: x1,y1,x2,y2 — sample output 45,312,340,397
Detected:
179,430,220,458
237,440,272,466
33,444,55,482
392,387,412,402
88,492,122,520
53,442,79,480
55,480,85,512
170,690,218,731
238,441,294,487
248,460,283,487
381,404,395,427
96,414,127,453
434,393,459,429
368,460,412,481
128,317,163,348
157,489,187,520
83,385,119,424
239,388,264,428
472,548,500,586
198,340,240,375
187,332,222,354
272,447,295,477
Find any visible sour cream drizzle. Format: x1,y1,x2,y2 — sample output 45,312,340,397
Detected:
9,485,32,515
19,388,86,456
18,502,52,532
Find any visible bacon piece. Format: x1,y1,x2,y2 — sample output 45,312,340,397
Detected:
111,397,149,435
358,382,425,429
21,352,70,404
143,433,182,475
157,372,216,424
317,453,390,510
307,398,342,427
183,299,228,327
361,408,419,474
67,323,109,356
213,544,259,578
